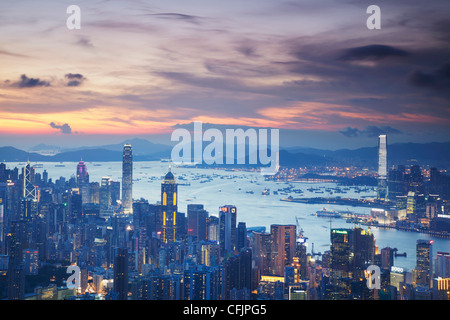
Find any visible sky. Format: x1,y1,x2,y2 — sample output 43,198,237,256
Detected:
0,0,449,150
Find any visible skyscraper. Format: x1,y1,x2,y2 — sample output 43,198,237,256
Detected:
416,239,433,288
187,204,208,241
270,224,296,277
219,205,237,257
76,159,89,186
328,228,352,300
377,134,387,200
161,168,178,243
122,144,133,214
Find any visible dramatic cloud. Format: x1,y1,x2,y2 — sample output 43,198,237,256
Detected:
65,73,87,87
10,74,51,88
340,126,403,138
49,122,72,134
339,45,409,61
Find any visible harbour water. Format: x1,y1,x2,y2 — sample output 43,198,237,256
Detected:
11,161,450,271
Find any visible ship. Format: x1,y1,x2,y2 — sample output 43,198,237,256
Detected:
316,209,341,218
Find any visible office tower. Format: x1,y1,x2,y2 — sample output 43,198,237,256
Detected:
295,236,308,280
132,198,150,229
388,166,406,201
219,205,237,257
42,170,48,185
252,232,271,276
76,160,89,186
89,182,100,204
416,239,433,288
70,190,83,224
329,228,352,299
435,252,450,278
206,216,219,241
270,225,296,277
352,227,375,281
122,144,133,214
377,134,387,200
187,204,208,241
161,168,178,243
236,222,247,251
113,247,129,300
407,165,424,194
22,163,37,201
0,163,6,183
99,177,111,212
381,247,394,270
406,191,416,216
110,180,121,206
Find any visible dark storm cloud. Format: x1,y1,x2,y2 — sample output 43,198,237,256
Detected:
49,122,72,134
65,73,87,87
339,44,409,61
10,74,50,88
340,126,403,138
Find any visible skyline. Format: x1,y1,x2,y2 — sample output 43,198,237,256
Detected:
1,0,450,150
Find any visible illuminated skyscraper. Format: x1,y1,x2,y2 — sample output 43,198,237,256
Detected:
122,144,133,214
270,224,296,277
328,228,352,300
416,239,433,288
21,163,37,201
377,134,387,200
161,168,177,243
76,159,89,186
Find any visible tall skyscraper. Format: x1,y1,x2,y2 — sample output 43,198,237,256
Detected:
377,134,388,200
270,224,296,277
219,205,237,257
328,228,352,299
76,159,89,186
22,163,37,201
161,168,178,243
122,144,133,214
416,239,433,288
187,204,208,241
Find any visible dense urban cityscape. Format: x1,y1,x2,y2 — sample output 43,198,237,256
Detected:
0,135,449,301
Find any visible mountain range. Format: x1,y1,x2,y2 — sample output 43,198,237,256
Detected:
0,139,449,168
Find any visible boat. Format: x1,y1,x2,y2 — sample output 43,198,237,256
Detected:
262,188,270,195
316,209,341,218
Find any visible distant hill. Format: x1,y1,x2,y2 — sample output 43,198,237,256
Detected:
61,138,172,156
1,140,449,168
283,141,450,167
